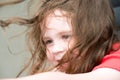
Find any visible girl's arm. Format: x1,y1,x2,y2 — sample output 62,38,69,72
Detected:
1,68,120,80
71,68,120,80
2,48,120,80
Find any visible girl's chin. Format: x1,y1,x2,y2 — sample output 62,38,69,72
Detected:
50,61,59,66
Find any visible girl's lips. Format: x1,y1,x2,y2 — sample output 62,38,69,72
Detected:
56,60,61,63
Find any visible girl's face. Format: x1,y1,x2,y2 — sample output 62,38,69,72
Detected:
43,10,75,66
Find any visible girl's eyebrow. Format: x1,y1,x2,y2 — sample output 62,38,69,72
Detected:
43,37,51,40
59,31,72,35
43,31,72,39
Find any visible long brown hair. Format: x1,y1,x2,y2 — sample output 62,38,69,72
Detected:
0,0,119,76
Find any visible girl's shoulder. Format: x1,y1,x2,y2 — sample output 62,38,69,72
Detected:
93,42,120,71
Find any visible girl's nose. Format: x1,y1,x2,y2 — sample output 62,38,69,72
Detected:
51,42,66,55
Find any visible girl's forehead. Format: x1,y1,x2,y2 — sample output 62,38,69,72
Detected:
46,17,72,30
40,9,73,34
50,9,68,16
45,9,71,27
42,10,72,35
45,9,69,22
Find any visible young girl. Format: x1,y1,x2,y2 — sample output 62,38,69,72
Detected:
1,0,120,80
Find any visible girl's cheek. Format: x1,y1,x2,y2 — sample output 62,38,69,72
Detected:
46,50,53,61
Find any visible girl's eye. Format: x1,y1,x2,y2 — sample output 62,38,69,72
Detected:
62,34,72,40
44,40,53,45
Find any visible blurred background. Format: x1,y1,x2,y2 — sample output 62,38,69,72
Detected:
0,0,31,78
